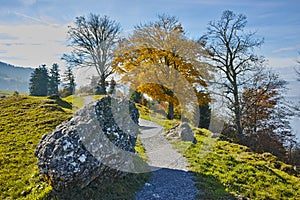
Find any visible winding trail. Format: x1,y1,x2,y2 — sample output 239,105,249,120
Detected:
83,95,95,105
135,119,200,200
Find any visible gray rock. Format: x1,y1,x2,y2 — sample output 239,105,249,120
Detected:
35,96,140,191
165,123,196,143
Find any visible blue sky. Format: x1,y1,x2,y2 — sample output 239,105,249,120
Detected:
0,0,299,68
0,0,299,137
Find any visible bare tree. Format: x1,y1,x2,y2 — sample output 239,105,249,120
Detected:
63,13,121,94
201,10,264,135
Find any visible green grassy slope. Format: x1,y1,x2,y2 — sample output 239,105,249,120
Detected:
135,103,300,199
0,90,16,96
0,95,149,199
62,95,84,110
0,95,73,199
173,128,300,200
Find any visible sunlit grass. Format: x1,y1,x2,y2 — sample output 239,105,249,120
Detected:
179,129,300,199
139,112,300,199
0,95,72,199
0,90,14,96
136,103,179,130
0,94,150,199
135,136,148,161
93,94,106,100
62,95,84,110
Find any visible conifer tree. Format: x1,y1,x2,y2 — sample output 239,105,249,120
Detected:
62,66,75,96
48,63,60,96
29,65,49,96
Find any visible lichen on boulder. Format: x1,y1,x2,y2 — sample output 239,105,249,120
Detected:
35,96,140,191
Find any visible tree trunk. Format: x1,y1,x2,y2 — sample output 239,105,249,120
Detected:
96,76,107,95
167,102,174,120
235,106,242,135
233,86,242,135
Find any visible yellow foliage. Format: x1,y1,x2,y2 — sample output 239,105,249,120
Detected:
113,16,213,120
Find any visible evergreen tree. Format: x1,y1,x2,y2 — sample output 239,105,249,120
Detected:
62,66,75,96
89,75,100,94
48,63,60,96
29,65,49,96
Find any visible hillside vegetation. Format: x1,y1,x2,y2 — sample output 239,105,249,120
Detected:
135,103,300,199
173,128,300,199
0,95,72,199
0,90,14,96
0,95,149,199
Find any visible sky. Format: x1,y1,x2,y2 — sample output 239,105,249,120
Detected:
0,0,299,138
0,0,299,69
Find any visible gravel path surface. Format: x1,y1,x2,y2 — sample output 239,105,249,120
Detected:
83,95,95,105
135,119,200,200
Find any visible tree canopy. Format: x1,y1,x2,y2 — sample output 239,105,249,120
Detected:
113,15,211,120
48,63,60,96
63,13,121,94
201,10,264,134
241,70,294,158
29,65,49,96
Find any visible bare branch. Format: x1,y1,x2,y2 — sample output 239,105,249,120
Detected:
63,13,121,94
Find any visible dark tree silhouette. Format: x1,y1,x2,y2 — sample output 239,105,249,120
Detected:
62,66,75,97
29,65,49,96
48,63,60,96
198,103,211,129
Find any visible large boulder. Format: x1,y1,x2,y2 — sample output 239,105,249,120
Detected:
165,122,196,143
35,96,140,191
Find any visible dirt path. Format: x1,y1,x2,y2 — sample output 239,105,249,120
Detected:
135,119,200,200
83,95,95,105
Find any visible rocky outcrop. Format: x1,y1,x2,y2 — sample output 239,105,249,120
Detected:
35,96,140,191
165,123,196,143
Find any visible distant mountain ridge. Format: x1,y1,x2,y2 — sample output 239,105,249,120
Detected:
0,61,34,93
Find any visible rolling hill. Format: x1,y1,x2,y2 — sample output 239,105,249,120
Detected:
0,61,34,93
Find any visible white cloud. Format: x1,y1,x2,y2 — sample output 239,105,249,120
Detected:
14,12,60,26
0,23,70,67
272,44,300,54
266,57,298,69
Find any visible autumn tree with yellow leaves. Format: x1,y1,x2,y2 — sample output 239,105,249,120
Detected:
113,15,211,121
